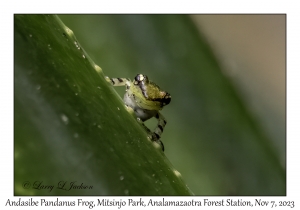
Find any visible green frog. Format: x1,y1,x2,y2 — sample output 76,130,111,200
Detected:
106,74,171,151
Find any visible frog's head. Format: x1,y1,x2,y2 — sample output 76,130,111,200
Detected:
134,74,171,107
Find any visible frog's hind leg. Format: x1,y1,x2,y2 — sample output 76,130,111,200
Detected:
154,112,167,140
136,117,165,151
151,112,167,151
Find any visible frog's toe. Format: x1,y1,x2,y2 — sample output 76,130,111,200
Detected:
147,133,164,151
154,139,164,151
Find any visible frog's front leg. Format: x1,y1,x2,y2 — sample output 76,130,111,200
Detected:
105,76,130,87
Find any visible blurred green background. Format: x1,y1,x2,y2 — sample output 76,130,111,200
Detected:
58,15,285,195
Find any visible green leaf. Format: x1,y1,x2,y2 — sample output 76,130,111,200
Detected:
58,15,285,195
14,15,192,196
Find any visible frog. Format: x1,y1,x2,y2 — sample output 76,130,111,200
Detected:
105,74,171,151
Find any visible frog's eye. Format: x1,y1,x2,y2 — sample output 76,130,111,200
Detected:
135,74,145,82
135,74,149,82
133,74,149,85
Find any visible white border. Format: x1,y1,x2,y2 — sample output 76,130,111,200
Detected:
2,1,300,209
